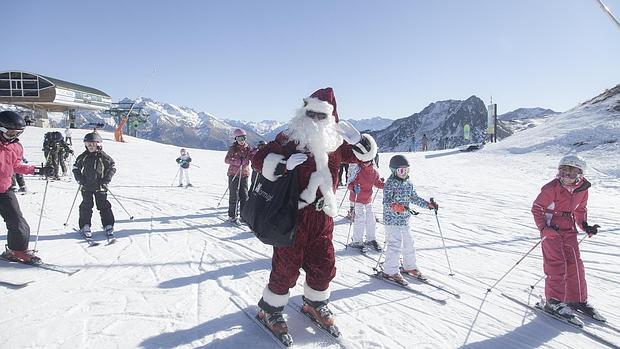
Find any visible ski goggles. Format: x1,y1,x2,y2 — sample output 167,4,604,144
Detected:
558,165,581,180
235,136,246,141
305,110,328,120
0,127,23,140
394,167,409,177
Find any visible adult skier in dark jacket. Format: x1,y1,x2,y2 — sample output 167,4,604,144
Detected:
72,132,116,238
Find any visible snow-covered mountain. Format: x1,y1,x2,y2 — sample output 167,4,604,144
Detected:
498,107,559,135
344,116,394,133
371,95,489,152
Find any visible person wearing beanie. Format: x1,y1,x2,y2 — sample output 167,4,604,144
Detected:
250,87,378,339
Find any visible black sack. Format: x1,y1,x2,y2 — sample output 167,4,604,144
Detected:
241,170,299,247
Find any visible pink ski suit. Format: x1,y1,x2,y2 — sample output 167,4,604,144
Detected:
531,177,590,303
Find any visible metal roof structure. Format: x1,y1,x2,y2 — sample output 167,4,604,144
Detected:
0,70,111,111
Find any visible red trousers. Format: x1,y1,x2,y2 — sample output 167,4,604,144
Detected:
267,206,336,295
542,230,587,303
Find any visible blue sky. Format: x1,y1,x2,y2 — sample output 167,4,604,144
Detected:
4,0,619,122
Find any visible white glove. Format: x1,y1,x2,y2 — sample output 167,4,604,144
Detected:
286,153,308,170
337,120,362,144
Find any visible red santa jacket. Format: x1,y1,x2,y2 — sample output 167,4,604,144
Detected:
0,141,35,193
347,164,384,204
531,177,590,233
251,132,358,217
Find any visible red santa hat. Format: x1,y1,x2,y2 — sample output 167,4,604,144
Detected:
303,87,339,122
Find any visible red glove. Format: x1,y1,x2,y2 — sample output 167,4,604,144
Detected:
391,203,406,213
428,201,439,210
541,227,559,240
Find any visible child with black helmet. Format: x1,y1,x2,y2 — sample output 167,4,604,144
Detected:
381,154,438,283
0,111,53,264
72,132,116,239
176,148,192,187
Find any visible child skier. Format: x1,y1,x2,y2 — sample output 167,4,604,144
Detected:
381,154,438,283
0,111,52,263
176,148,192,187
224,129,254,223
347,135,384,251
72,132,116,239
531,155,604,321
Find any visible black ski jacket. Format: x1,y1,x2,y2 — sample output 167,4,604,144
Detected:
72,150,116,191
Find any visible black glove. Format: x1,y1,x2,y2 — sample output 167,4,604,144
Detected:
428,198,439,211
34,166,54,177
583,222,600,237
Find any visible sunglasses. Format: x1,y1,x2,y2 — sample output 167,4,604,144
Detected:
0,127,23,140
235,136,246,141
305,110,328,120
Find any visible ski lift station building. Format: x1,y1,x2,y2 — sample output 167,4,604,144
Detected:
0,70,111,126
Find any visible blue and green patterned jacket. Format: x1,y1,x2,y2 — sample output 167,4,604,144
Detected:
382,174,429,226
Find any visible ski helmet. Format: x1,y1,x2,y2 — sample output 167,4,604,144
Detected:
83,132,102,143
233,128,247,138
389,155,410,169
0,111,26,143
352,134,377,162
558,155,586,173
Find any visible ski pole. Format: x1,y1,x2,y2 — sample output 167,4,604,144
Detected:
217,166,241,207
338,188,349,211
430,198,454,276
234,163,243,217
374,231,390,271
371,187,380,204
33,178,50,251
171,167,180,187
190,163,201,168
107,188,134,220
529,234,588,290
486,236,547,293
63,185,82,226
345,191,358,249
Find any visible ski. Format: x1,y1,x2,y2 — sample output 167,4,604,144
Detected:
288,299,350,348
0,256,80,276
573,311,620,335
501,293,619,349
73,228,100,247
399,267,461,299
230,296,293,348
0,280,33,289
359,268,447,305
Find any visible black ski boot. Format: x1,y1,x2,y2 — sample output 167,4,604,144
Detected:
569,301,607,322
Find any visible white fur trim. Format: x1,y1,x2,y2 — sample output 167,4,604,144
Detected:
353,134,378,162
304,283,331,303
261,153,286,182
303,97,334,116
297,153,338,217
262,286,290,308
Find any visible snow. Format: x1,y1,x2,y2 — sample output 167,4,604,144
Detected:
1,102,619,348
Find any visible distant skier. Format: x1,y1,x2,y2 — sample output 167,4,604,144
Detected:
224,129,253,223
531,155,604,321
64,127,72,145
421,134,428,151
382,155,438,283
347,135,384,252
44,131,72,179
0,111,53,264
72,132,116,239
176,148,192,187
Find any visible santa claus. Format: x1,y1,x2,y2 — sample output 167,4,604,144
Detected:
250,87,378,339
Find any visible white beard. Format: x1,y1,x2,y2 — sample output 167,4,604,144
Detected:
284,108,343,217
285,109,343,155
